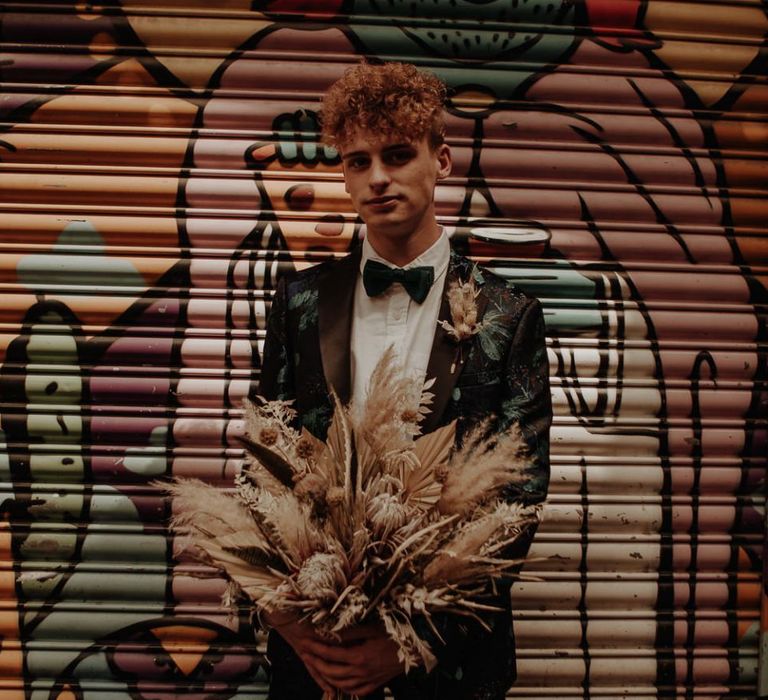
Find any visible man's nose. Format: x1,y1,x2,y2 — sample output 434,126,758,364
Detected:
369,158,390,190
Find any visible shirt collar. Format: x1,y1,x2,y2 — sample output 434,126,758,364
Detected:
359,228,450,280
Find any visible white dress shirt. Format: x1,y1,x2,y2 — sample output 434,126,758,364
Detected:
350,229,450,413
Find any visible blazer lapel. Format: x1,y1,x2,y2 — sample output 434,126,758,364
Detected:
421,254,489,435
317,248,361,404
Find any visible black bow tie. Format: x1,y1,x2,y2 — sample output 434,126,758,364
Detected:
362,260,434,304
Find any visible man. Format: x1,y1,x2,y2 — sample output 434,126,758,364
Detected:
258,62,551,699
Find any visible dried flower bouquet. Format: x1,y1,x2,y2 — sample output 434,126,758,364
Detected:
165,349,540,700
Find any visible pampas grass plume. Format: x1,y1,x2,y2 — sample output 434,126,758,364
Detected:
439,423,530,517
165,477,254,537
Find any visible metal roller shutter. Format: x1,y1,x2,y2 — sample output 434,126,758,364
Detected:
0,1,765,698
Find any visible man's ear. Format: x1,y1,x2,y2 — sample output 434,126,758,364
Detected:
436,143,452,179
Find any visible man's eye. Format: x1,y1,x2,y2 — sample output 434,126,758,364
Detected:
348,157,369,169
386,150,413,165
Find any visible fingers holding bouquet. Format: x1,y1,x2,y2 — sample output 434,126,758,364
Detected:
306,622,404,696
266,613,403,696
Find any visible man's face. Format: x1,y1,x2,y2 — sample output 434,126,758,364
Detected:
340,131,451,242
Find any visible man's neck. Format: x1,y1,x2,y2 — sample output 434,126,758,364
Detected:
365,219,442,267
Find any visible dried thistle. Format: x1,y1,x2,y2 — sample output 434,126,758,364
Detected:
296,437,316,459
293,473,327,503
258,426,279,445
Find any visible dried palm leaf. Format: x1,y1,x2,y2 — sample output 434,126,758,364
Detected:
346,527,371,580
404,420,456,508
355,432,380,488
412,420,455,469
325,391,353,493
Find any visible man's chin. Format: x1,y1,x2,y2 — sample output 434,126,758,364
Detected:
362,218,412,240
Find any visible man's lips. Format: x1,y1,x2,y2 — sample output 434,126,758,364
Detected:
365,195,401,205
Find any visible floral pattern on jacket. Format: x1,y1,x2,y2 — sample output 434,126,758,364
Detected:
257,248,552,699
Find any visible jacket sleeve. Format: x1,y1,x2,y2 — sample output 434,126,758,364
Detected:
411,295,552,674
499,296,552,508
258,275,295,402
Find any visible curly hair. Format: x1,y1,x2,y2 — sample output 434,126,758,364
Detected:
320,62,447,150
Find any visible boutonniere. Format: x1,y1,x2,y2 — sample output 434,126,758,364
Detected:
438,270,512,374
438,276,482,374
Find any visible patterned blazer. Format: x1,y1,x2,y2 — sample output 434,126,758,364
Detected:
258,246,551,699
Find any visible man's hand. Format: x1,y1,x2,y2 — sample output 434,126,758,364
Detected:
303,622,405,697
262,611,338,694
263,612,405,696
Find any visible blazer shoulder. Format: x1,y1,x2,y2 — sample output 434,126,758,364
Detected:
450,251,539,310
281,249,359,295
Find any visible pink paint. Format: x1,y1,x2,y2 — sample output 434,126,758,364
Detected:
175,378,226,408
669,463,745,495
173,417,227,447
629,270,750,303
172,574,227,604
672,543,731,571
674,581,730,608
646,311,757,341
171,457,237,484
669,504,737,533
674,653,730,683
664,388,753,419
667,427,745,458
658,349,759,381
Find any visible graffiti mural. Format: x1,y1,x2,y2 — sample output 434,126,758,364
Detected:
0,0,765,697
